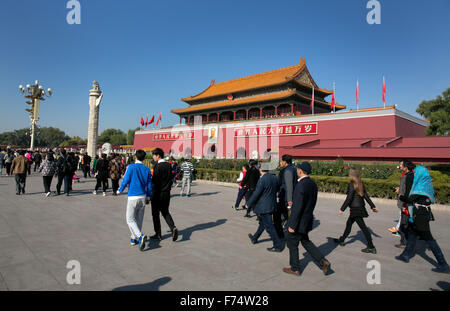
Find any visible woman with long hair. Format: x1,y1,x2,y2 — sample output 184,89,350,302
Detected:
333,168,378,254
395,166,449,274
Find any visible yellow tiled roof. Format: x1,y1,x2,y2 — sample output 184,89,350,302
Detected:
172,90,345,114
181,58,332,102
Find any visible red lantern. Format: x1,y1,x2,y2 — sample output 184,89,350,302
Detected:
227,94,233,100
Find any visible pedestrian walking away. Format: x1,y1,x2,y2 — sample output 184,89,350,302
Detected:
55,150,75,196
4,149,14,176
0,149,4,176
395,166,450,274
10,150,29,195
150,148,178,242
118,149,152,251
33,152,42,172
246,163,283,252
109,153,125,195
332,168,379,254
283,162,331,277
180,158,194,197
94,153,109,196
38,152,57,197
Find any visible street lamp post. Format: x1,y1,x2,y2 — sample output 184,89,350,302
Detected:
19,80,52,151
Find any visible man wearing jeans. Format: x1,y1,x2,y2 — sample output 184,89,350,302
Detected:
118,150,152,251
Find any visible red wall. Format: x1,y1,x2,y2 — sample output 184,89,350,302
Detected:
134,114,430,159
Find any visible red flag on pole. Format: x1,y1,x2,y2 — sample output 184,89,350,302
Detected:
155,113,161,126
356,80,359,110
330,85,335,111
140,117,144,126
310,86,314,114
148,114,155,125
382,76,386,107
145,116,148,127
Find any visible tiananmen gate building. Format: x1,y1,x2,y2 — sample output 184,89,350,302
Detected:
134,58,450,163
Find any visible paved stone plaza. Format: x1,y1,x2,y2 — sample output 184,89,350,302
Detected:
0,173,449,291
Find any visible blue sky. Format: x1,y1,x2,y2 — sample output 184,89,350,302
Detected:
1,0,449,138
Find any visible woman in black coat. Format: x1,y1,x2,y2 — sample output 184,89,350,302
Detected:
333,168,378,254
93,153,109,196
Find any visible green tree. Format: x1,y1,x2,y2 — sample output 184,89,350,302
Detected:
416,88,450,136
59,136,87,147
35,127,70,147
98,129,127,145
127,127,141,145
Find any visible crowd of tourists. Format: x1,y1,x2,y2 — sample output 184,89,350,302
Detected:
1,147,448,276
232,155,449,275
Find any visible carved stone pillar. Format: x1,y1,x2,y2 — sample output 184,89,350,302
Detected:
87,81,102,157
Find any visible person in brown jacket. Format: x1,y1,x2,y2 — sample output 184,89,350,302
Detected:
10,150,30,195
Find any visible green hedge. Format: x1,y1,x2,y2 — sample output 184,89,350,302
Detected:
195,168,449,205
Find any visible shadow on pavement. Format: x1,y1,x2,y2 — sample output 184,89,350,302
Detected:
339,226,381,247
430,281,450,291
298,237,338,275
178,218,227,242
112,276,171,291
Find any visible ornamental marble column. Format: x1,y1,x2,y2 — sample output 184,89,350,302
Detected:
87,81,103,157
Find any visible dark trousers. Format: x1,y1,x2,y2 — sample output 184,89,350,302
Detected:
151,191,175,236
111,178,120,193
273,199,288,239
15,173,26,194
400,226,448,267
27,163,31,175
234,187,248,208
95,176,108,192
253,213,282,249
43,176,53,193
245,189,255,215
5,163,12,175
339,216,374,248
56,174,72,194
83,165,91,178
34,161,41,172
287,232,326,272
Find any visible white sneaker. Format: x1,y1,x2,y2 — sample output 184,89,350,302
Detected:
116,191,120,195
46,192,51,197
103,192,106,196
93,190,97,195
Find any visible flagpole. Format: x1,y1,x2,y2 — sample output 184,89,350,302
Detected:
311,86,314,115
333,82,336,113
356,79,359,111
383,75,386,108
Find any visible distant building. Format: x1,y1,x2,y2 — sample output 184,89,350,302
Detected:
134,58,450,163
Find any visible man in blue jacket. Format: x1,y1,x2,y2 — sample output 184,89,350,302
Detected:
246,163,283,252
118,150,152,251
283,162,331,276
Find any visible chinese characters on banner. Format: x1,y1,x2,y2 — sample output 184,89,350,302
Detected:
153,131,194,141
152,122,318,141
234,122,318,137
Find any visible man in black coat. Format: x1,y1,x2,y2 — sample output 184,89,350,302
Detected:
55,150,74,196
150,148,178,242
241,159,261,217
246,163,283,252
283,162,331,276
